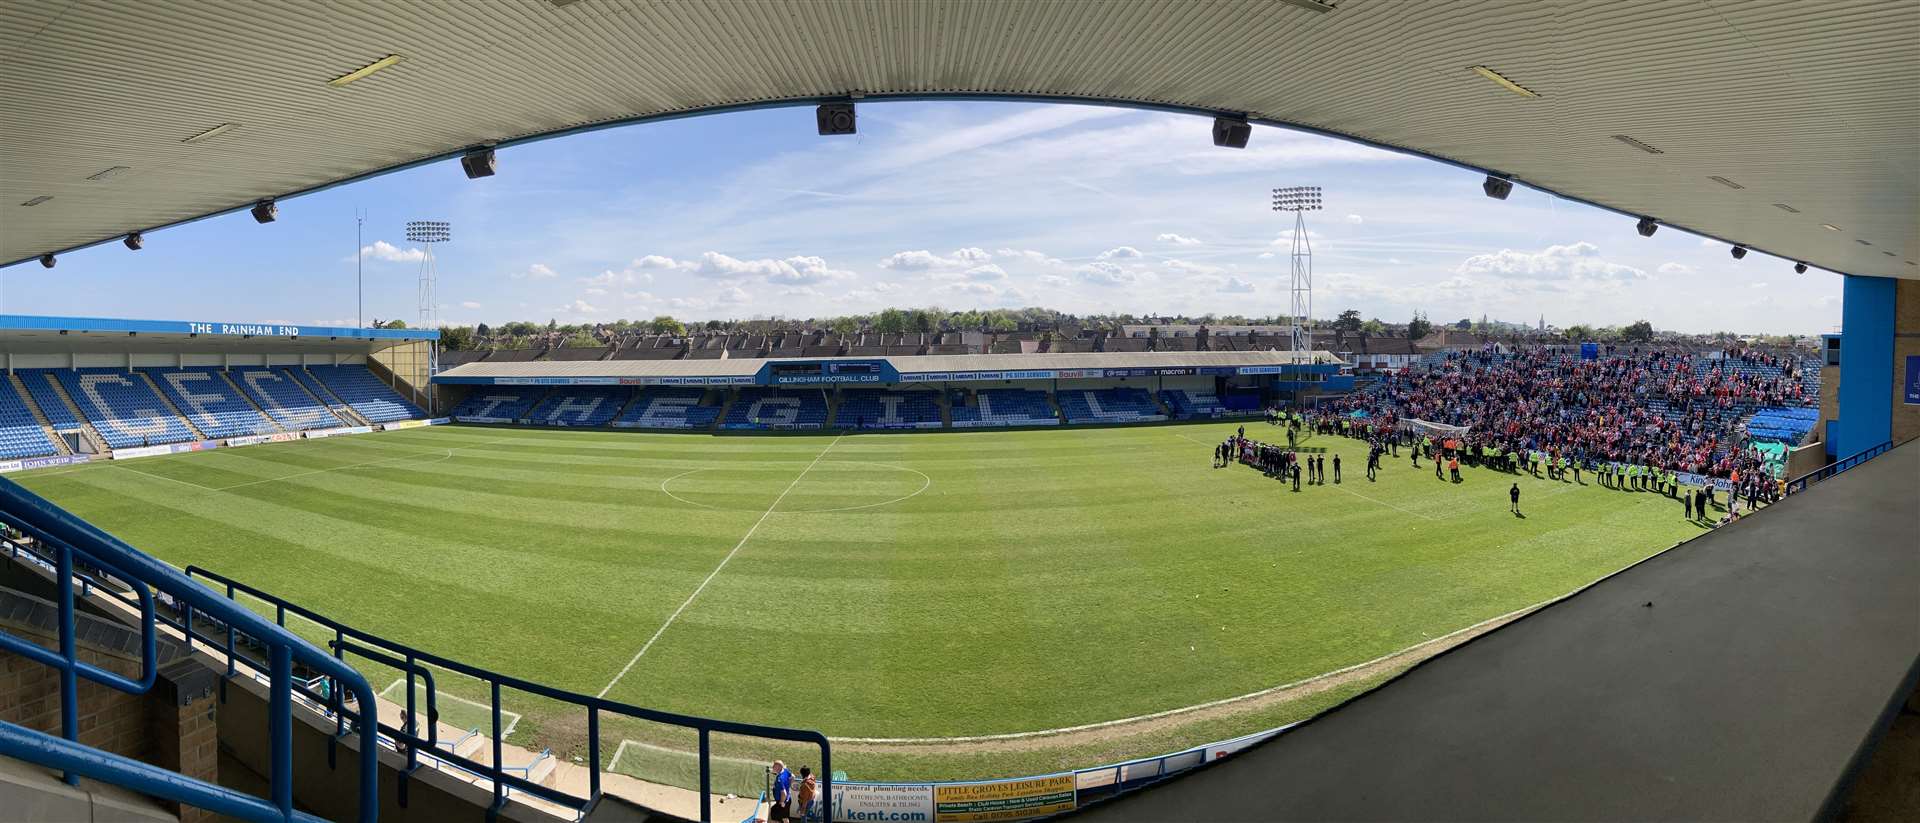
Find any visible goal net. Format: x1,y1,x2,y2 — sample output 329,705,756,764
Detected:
1397,418,1470,440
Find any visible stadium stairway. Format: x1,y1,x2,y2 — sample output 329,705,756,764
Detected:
825,389,844,428
31,373,112,454
8,373,70,456
216,371,289,433
289,368,374,427
133,371,209,441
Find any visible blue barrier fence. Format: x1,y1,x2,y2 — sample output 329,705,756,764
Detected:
180,566,831,822
0,478,380,822
1785,440,1896,495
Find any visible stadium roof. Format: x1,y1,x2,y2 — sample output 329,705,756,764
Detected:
4,1,1916,278
434,349,1342,382
0,314,435,355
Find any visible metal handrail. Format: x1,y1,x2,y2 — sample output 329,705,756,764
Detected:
184,565,832,822
0,478,379,822
1785,440,1895,494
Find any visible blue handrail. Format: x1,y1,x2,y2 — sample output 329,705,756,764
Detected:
0,478,379,822
182,565,833,822
1785,440,1895,494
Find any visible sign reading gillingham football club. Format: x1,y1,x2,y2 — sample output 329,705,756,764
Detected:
187,322,302,336
833,783,933,823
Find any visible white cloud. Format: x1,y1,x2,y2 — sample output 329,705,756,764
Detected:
1219,276,1257,293
879,247,993,271
1346,214,1364,224
1163,259,1224,275
1095,245,1143,260
557,299,599,314
963,264,1008,281
459,300,482,309
1039,274,1072,287
613,252,854,285
1257,252,1276,260
1454,241,1647,281
583,287,607,296
716,285,751,304
994,248,1068,267
352,241,426,264
511,263,557,280
1156,233,1202,246
1076,261,1135,285
1657,262,1698,275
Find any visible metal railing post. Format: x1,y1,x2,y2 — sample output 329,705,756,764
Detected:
56,544,78,786
588,708,600,802
491,681,504,812
270,644,293,818
698,728,711,822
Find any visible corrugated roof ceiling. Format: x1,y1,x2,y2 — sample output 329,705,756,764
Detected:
435,348,1342,379
3,0,1915,277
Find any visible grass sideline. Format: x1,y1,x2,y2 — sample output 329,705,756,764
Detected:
10,423,1706,782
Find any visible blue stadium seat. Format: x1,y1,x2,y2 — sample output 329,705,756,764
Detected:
949,388,1058,427
0,378,59,459
230,368,346,431
303,366,425,423
448,388,546,422
18,372,84,432
720,388,827,429
49,369,196,449
608,387,722,429
142,368,277,439
1058,388,1166,424
528,387,629,427
835,388,943,429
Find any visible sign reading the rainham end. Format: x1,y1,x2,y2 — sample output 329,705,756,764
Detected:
188,322,302,336
934,775,1075,822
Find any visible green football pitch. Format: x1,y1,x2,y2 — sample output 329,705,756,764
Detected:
8,423,1706,783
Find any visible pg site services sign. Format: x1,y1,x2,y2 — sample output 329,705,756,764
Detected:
933,775,1075,822
833,783,932,822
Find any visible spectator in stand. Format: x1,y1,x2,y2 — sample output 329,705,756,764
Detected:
796,766,818,822
770,760,793,823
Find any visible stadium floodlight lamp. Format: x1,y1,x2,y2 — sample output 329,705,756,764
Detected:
1271,185,1323,212
1730,245,1747,260
38,253,55,269
123,232,143,251
1635,216,1658,237
405,220,452,243
1794,262,1808,274
460,147,496,179
251,199,277,223
1482,175,1513,200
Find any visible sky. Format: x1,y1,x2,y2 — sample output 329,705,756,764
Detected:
0,101,1841,335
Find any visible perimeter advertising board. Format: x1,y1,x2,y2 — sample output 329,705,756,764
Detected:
933,775,1074,822
833,783,933,822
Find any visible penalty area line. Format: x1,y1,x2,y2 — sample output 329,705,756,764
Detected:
596,434,845,699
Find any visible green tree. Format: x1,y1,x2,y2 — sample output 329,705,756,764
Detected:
1332,309,1363,333
1361,318,1387,335
1407,312,1432,340
1622,319,1655,342
1564,324,1593,342
650,315,685,335
828,316,859,337
437,325,473,351
873,308,908,334
475,323,491,338
382,319,407,329
1454,318,1472,331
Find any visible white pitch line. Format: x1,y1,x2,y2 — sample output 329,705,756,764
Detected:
1332,483,1439,521
211,436,514,491
606,738,767,774
113,462,225,492
597,434,845,699
380,677,522,739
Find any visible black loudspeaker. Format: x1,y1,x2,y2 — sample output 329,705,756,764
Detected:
1212,116,1250,149
1730,245,1747,260
251,200,278,224
1482,175,1513,200
1635,217,1658,237
124,232,143,251
817,103,856,135
38,254,55,269
461,148,496,179
1794,262,1808,274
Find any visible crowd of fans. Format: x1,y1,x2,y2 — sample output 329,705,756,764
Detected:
1321,345,1814,479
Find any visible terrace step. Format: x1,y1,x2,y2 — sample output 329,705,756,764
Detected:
287,368,370,426
135,371,208,441
38,374,111,455
218,370,288,432
11,373,71,455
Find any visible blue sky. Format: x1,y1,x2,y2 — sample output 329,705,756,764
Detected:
1,101,1840,334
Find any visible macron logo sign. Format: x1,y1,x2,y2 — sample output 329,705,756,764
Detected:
188,322,300,336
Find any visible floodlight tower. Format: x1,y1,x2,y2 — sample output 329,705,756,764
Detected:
405,220,451,329
1271,186,1321,361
